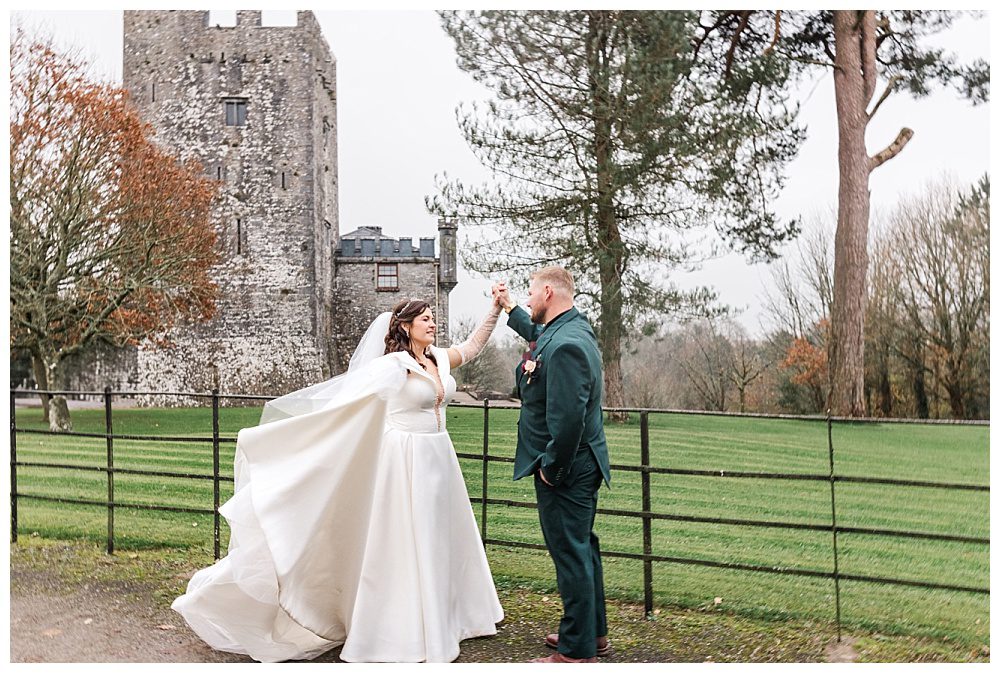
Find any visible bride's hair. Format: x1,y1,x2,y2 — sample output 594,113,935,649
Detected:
385,299,438,369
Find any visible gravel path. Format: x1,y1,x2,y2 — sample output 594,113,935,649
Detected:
11,564,246,663
15,538,977,664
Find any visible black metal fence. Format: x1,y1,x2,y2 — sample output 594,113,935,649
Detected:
10,387,990,641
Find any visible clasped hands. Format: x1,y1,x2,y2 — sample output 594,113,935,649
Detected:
490,281,513,310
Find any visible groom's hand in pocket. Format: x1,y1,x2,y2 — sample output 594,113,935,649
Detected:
538,467,553,486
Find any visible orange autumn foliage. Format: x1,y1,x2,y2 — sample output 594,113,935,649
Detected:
10,29,221,359
780,320,829,389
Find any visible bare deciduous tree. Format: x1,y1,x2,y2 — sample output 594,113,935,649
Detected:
762,217,834,339
887,177,989,419
728,331,766,413
865,228,900,416
675,319,735,411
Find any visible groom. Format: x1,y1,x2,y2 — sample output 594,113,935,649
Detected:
493,267,611,663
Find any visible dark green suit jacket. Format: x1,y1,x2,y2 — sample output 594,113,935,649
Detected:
507,306,611,488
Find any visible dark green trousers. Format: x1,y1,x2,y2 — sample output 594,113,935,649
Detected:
534,456,608,659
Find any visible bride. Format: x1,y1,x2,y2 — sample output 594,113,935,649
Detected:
172,297,505,662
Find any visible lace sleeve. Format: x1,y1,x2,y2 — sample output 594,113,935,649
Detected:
453,303,502,366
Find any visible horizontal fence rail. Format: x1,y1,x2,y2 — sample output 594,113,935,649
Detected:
11,387,990,641
14,428,237,444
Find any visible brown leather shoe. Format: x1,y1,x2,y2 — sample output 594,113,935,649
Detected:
529,652,598,663
545,633,611,657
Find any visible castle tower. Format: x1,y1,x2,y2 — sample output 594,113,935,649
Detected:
437,218,459,344
120,10,339,396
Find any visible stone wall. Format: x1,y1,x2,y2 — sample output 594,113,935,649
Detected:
60,342,140,394
309,10,339,374
331,258,444,372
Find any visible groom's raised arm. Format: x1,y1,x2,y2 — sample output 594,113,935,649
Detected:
505,305,544,343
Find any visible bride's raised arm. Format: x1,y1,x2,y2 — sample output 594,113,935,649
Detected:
447,300,502,369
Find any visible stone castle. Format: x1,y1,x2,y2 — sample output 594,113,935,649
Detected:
65,10,457,398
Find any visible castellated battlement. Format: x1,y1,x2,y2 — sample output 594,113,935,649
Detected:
128,10,323,29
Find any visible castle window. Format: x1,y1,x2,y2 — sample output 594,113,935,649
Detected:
236,218,244,256
224,99,247,126
377,263,399,291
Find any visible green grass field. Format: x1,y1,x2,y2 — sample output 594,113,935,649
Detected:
11,402,989,646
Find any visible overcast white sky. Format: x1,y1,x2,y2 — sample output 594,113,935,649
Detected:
10,8,991,337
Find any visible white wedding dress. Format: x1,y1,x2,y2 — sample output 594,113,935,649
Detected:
171,344,504,662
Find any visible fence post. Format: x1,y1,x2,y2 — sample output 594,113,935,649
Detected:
641,411,654,616
10,388,18,543
105,386,115,555
826,410,842,642
212,389,221,560
481,399,490,543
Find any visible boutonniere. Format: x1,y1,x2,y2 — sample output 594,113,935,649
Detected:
522,357,541,384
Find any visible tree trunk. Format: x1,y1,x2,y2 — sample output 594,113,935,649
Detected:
43,357,73,432
30,350,51,424
943,350,969,418
945,380,966,419
812,384,826,414
596,245,627,418
588,11,627,421
876,356,893,417
829,10,873,417
912,363,929,419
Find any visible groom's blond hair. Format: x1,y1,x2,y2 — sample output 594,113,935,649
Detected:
530,266,574,298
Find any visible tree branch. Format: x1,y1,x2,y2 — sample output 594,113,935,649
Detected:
762,10,782,56
867,74,901,121
692,11,731,62
723,11,751,79
870,127,914,170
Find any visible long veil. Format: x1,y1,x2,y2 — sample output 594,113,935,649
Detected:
175,311,406,661
259,312,398,424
